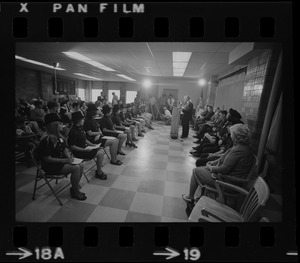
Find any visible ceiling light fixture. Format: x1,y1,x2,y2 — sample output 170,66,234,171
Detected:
116,74,136,81
15,55,65,70
172,52,192,77
143,79,152,88
63,51,116,72
74,73,102,80
198,78,207,86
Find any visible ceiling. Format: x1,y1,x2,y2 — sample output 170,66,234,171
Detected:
16,42,243,83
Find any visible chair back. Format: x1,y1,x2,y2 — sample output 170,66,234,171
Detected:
30,146,40,168
240,176,270,222
244,155,259,190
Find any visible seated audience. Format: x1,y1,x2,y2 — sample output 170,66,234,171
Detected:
161,106,172,125
30,100,46,128
118,106,138,142
83,104,125,161
129,103,147,132
111,105,137,148
125,104,144,137
100,105,127,155
68,111,120,182
37,113,87,200
182,124,255,203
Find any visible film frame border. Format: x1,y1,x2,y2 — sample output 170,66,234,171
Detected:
0,1,295,262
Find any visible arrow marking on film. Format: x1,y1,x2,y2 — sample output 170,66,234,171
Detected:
153,247,180,260
6,247,33,260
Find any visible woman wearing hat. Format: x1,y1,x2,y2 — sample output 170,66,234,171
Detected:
125,104,144,137
83,104,122,162
99,105,127,155
37,113,87,201
118,105,138,142
67,112,117,181
182,123,256,204
111,105,137,148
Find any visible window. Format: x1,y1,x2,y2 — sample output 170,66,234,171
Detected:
126,91,137,104
91,89,102,103
108,90,120,103
77,88,85,101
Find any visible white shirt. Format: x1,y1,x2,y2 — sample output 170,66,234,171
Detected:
164,109,172,118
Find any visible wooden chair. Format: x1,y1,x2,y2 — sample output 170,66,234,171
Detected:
195,155,258,210
30,147,71,206
189,176,270,222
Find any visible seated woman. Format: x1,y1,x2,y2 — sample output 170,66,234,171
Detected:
182,124,255,203
83,104,124,161
129,103,146,132
195,131,233,167
37,113,87,200
111,105,137,148
119,106,138,142
99,105,127,156
67,112,116,182
30,100,46,129
131,103,154,130
125,104,144,137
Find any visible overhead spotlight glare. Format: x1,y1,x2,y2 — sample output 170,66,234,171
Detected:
15,55,65,70
198,79,207,86
143,79,152,88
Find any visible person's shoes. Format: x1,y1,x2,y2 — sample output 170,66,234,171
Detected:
192,146,199,150
110,160,123,165
149,126,154,130
192,152,201,157
70,188,87,201
193,140,202,144
95,170,107,180
141,130,146,133
180,136,187,139
117,151,126,155
130,143,137,148
190,150,197,155
138,133,144,137
193,135,199,139
132,138,138,142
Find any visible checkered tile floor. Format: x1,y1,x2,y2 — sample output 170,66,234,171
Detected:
15,122,282,222
16,122,201,222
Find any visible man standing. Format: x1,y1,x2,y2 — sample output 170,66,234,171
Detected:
167,94,175,113
112,92,119,106
180,96,193,139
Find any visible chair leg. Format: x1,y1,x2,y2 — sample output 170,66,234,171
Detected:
32,173,39,201
42,176,63,206
83,172,90,183
103,148,110,160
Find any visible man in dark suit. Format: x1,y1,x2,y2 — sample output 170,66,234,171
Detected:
180,96,194,139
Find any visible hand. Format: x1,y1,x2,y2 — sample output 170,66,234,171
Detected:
65,157,74,164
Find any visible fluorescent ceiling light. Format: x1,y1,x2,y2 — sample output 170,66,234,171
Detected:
116,74,136,81
15,55,65,70
63,51,115,72
172,52,192,62
74,73,102,80
173,62,188,69
172,52,192,77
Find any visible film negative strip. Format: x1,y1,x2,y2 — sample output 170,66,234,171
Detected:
0,1,296,262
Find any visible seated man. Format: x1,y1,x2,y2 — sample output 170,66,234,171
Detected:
161,107,172,125
100,105,127,155
182,124,255,204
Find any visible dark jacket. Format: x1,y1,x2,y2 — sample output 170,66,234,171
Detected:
182,101,194,121
211,144,255,179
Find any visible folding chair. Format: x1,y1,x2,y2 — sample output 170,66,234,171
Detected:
30,147,71,206
189,176,270,222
